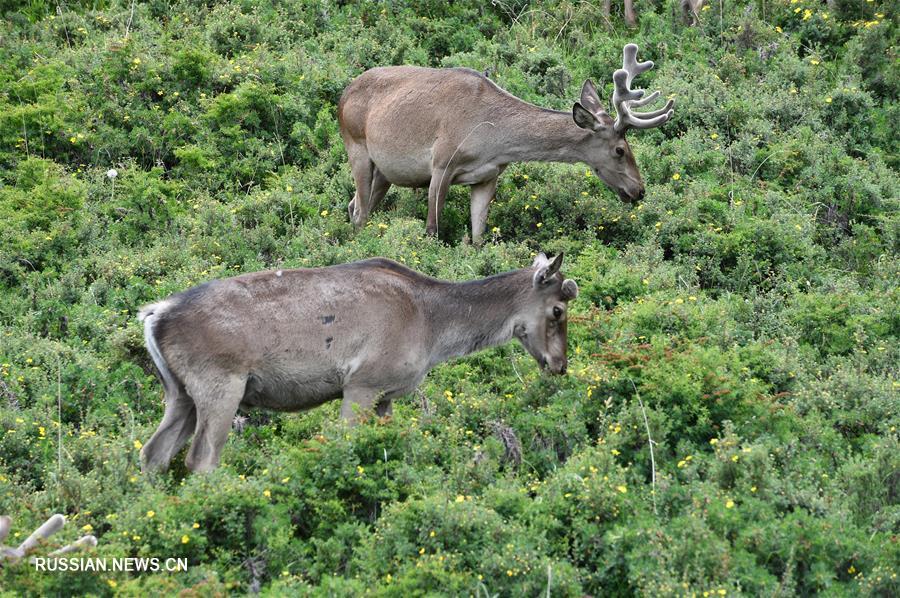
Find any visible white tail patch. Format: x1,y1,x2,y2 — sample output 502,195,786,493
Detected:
276,270,283,277
139,301,179,398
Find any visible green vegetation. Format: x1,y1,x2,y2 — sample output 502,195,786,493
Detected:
1,0,897,595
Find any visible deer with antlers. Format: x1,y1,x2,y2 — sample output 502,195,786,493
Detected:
0,514,97,564
338,43,674,243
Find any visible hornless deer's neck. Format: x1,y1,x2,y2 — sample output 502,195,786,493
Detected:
424,270,530,367
495,106,593,165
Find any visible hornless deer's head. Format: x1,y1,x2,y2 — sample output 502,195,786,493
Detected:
571,43,674,203
514,253,579,375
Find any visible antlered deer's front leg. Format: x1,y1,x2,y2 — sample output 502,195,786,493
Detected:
469,178,498,245
426,167,453,236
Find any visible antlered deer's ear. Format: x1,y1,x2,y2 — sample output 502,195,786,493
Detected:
580,79,605,115
573,103,601,130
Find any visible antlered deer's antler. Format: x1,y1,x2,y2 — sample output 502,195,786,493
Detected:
612,44,675,132
0,514,97,564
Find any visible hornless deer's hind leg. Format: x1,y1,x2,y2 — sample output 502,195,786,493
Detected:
469,178,498,245
340,386,380,425
375,398,393,418
141,387,197,472
185,373,247,473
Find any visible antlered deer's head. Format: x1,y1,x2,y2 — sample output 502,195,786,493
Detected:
572,44,674,202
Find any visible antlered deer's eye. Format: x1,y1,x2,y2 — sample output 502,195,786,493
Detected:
553,306,563,319
616,147,625,157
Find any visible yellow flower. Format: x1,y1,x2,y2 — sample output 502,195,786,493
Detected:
750,486,757,493
810,58,820,66
455,495,465,503
710,133,718,140
674,297,684,304
848,565,856,574
192,522,200,529
133,439,142,450
710,438,719,445
725,499,735,509
802,9,812,20
132,58,141,65
146,510,155,518
825,97,832,104
611,449,620,456
536,222,542,228
82,524,93,532
263,489,271,498
671,173,681,181
731,455,739,462
775,26,783,32
107,580,118,588
286,185,293,192
616,485,627,494
320,209,328,217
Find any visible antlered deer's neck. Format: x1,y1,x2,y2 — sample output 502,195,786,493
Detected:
422,269,531,367
490,104,593,165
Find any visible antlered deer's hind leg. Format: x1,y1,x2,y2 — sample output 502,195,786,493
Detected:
346,142,375,228
184,373,247,473
367,167,392,216
469,177,498,245
141,387,197,472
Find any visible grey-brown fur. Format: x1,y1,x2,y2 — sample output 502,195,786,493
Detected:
139,254,578,472
337,44,673,243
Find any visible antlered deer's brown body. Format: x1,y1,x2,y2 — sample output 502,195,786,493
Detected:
338,44,674,243
139,256,578,472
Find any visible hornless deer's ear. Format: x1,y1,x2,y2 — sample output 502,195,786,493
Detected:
531,252,549,269
533,253,564,287
561,279,579,301
572,103,599,130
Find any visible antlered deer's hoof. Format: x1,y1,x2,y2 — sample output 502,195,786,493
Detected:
348,197,367,229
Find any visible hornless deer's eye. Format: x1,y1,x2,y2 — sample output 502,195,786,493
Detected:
615,147,625,157
553,306,563,319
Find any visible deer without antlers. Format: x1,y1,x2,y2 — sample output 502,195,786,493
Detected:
338,43,674,243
